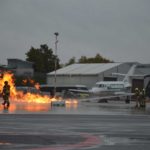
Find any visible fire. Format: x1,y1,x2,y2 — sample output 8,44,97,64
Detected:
0,72,78,106
29,78,35,85
22,79,27,85
0,71,15,95
34,83,40,90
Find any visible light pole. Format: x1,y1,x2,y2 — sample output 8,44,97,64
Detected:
54,32,59,96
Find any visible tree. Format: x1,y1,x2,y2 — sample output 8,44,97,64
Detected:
78,56,87,63
65,57,76,66
64,53,113,66
78,53,113,63
26,44,60,73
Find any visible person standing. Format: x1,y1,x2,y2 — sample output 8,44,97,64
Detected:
135,88,140,108
2,81,10,108
139,88,146,108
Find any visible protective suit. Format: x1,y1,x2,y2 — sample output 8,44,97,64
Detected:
139,89,146,108
2,81,10,107
135,88,140,107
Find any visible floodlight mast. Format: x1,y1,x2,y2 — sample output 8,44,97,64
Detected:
54,32,59,96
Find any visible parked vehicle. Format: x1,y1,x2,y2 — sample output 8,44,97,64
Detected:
16,86,42,95
39,84,89,98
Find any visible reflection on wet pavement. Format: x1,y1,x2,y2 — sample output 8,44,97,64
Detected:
0,99,150,115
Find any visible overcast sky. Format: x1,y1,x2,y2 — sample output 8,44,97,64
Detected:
0,0,150,65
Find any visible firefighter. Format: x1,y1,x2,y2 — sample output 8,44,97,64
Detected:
139,88,146,108
2,81,10,108
135,88,140,108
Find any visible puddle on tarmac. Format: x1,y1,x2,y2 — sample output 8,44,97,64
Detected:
100,135,150,145
0,100,150,115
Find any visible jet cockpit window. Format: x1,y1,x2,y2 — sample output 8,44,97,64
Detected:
98,84,105,88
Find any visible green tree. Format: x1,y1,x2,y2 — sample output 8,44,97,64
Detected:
65,57,76,66
78,56,87,63
26,44,60,73
78,53,113,63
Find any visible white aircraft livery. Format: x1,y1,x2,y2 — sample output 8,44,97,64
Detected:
90,64,137,96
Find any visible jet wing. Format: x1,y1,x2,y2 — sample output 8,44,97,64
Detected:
81,92,135,103
66,89,134,103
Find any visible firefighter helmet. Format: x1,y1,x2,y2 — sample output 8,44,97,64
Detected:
4,81,8,85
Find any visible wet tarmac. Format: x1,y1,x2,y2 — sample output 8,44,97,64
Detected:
1,99,150,116
0,99,150,150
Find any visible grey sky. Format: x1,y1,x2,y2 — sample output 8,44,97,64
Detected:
0,0,150,65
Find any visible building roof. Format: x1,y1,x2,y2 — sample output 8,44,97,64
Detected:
47,63,123,75
7,58,33,64
0,64,7,68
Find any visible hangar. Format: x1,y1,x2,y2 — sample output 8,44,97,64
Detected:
47,62,137,88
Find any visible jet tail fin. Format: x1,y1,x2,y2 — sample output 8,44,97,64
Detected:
123,64,137,83
112,64,137,88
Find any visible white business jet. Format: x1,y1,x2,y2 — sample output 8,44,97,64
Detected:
84,64,137,102
68,65,137,102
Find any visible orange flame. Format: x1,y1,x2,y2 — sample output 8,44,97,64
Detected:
34,83,40,90
0,72,78,106
0,71,15,95
29,78,35,85
22,79,27,85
